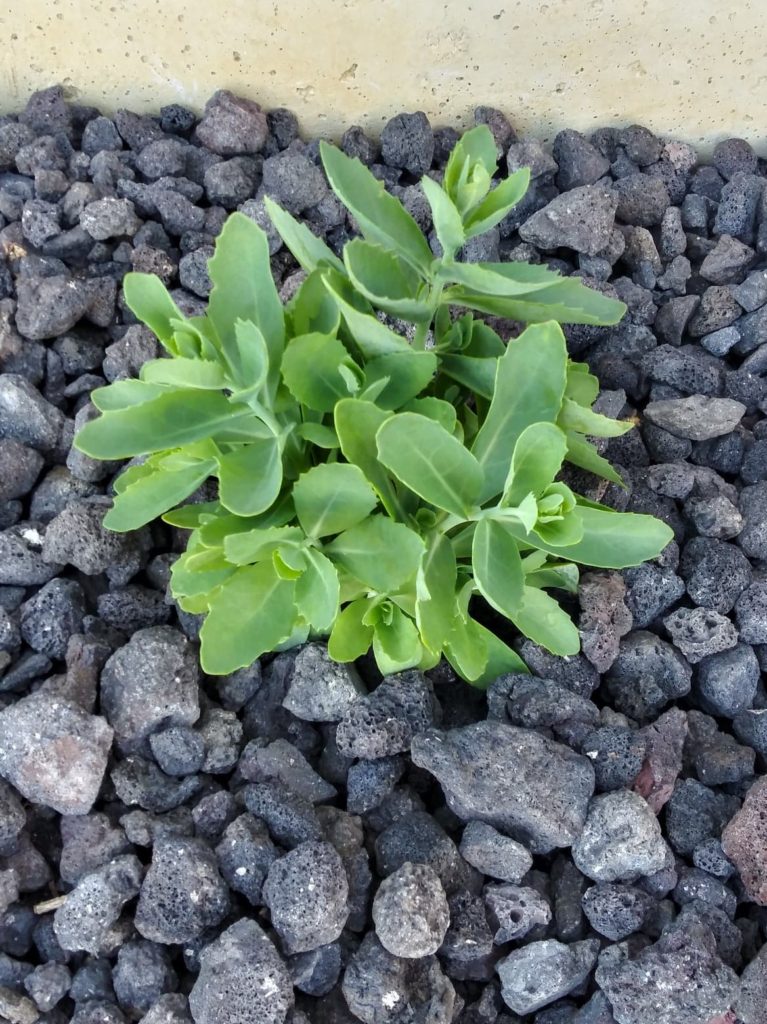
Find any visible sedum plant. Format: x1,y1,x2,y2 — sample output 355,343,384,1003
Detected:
75,126,673,684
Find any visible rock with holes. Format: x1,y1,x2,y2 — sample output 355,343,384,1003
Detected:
189,918,293,1024
497,938,600,1015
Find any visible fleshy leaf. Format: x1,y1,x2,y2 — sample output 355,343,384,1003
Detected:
293,463,378,538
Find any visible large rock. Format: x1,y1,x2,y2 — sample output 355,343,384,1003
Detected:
411,721,594,853
644,396,746,440
0,692,113,814
372,862,449,958
595,917,738,1024
135,837,230,943
572,790,672,882
519,184,618,255
195,90,269,156
497,939,600,1015
189,919,293,1024
281,642,366,722
342,932,455,1024
100,626,200,753
262,841,348,953
53,855,142,955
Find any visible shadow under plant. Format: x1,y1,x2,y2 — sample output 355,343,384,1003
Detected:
0,87,764,1024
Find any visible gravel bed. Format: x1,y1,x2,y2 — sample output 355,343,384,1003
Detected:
0,85,766,1024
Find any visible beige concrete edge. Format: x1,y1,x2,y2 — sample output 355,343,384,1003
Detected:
1,0,765,155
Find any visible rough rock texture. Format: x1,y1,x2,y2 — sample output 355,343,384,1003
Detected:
412,721,595,852
721,776,767,904
371,862,449,957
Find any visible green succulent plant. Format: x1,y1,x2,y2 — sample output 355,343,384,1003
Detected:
75,125,673,684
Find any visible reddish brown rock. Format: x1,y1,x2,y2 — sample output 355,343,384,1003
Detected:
579,572,633,672
633,708,688,813
722,776,767,904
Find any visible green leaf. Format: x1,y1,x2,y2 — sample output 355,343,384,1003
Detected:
171,545,236,601
295,548,340,632
343,239,432,322
504,422,568,505
104,458,215,531
207,212,285,393
200,562,298,674
438,258,568,297
420,175,465,255
364,351,437,409
472,517,524,618
334,399,400,519
464,169,531,238
525,562,580,593
565,362,600,406
377,412,483,517
140,358,226,390
416,533,457,654
224,525,304,565
123,273,184,354
559,397,634,438
502,505,674,568
264,196,344,273
510,585,580,656
443,125,497,214
328,598,374,661
162,501,221,528
444,612,488,682
293,463,378,538
288,270,342,337
295,422,339,448
216,437,282,516
281,332,360,412
373,606,422,674
325,516,425,592
401,396,457,432
469,623,529,687
439,354,497,400
75,390,249,459
229,319,269,400
322,269,411,357
443,277,627,326
565,432,625,486
472,322,568,501
320,141,434,275
90,379,169,412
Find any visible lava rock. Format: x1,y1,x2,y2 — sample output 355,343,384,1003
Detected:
412,721,594,853
459,820,533,883
605,630,692,721
195,91,268,156
281,642,366,721
372,862,449,957
519,185,618,255
553,130,610,190
53,855,142,954
581,883,653,941
613,174,670,226
380,111,434,176
342,932,455,1024
595,917,738,1024
679,536,752,613
188,918,293,1024
215,813,278,906
722,776,767,904
644,396,746,440
0,692,112,814
100,626,200,753
484,883,552,942
696,643,759,717
0,375,65,453
497,939,600,1016
262,149,327,214
262,840,348,953
134,837,229,944
42,500,145,581
572,790,672,882
374,810,468,893
663,606,738,663
335,671,439,759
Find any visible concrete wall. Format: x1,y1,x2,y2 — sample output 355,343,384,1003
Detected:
2,0,763,150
